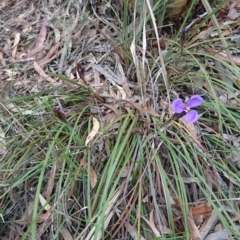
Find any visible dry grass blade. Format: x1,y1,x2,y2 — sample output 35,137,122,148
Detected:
75,186,123,240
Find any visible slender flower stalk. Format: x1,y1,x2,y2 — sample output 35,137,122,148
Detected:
171,95,203,123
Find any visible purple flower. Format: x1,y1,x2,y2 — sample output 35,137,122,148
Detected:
53,105,61,111
182,27,189,34
172,95,203,123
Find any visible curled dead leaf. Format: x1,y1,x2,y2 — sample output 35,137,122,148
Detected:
89,166,97,188
187,205,202,240
80,156,98,188
34,61,55,83
12,32,21,58
37,209,51,223
85,117,100,146
205,47,240,66
39,193,51,211
0,125,7,159
59,225,74,240
35,17,48,48
1,80,13,100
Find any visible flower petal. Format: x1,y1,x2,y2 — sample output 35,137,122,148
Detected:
187,95,203,108
172,99,185,113
185,110,199,123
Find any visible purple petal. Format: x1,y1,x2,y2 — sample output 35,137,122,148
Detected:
187,95,203,108
185,110,199,123
53,105,61,111
172,99,185,113
182,27,189,34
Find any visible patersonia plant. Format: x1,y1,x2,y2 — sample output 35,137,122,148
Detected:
171,95,203,123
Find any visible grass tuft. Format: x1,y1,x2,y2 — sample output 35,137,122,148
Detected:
1,0,240,239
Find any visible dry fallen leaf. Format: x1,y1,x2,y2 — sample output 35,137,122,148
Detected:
0,124,7,159
200,210,219,239
141,210,172,236
227,2,240,20
59,226,74,240
80,156,98,188
42,43,60,63
35,17,48,48
44,163,56,199
27,45,44,58
124,222,146,240
117,86,127,99
187,205,202,240
34,61,55,83
103,103,120,116
11,32,21,58
0,1,6,9
205,47,240,66
117,61,131,96
53,26,61,43
192,202,212,223
142,210,161,237
37,209,51,223
85,117,100,146
89,166,97,188
1,80,13,100
39,193,51,211
122,99,146,118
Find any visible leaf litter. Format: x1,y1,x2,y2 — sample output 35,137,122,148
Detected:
1,0,240,239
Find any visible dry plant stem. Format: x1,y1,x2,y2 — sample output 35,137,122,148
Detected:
145,0,169,102
110,188,138,239
137,171,143,240
147,153,164,235
58,8,80,74
200,210,219,239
